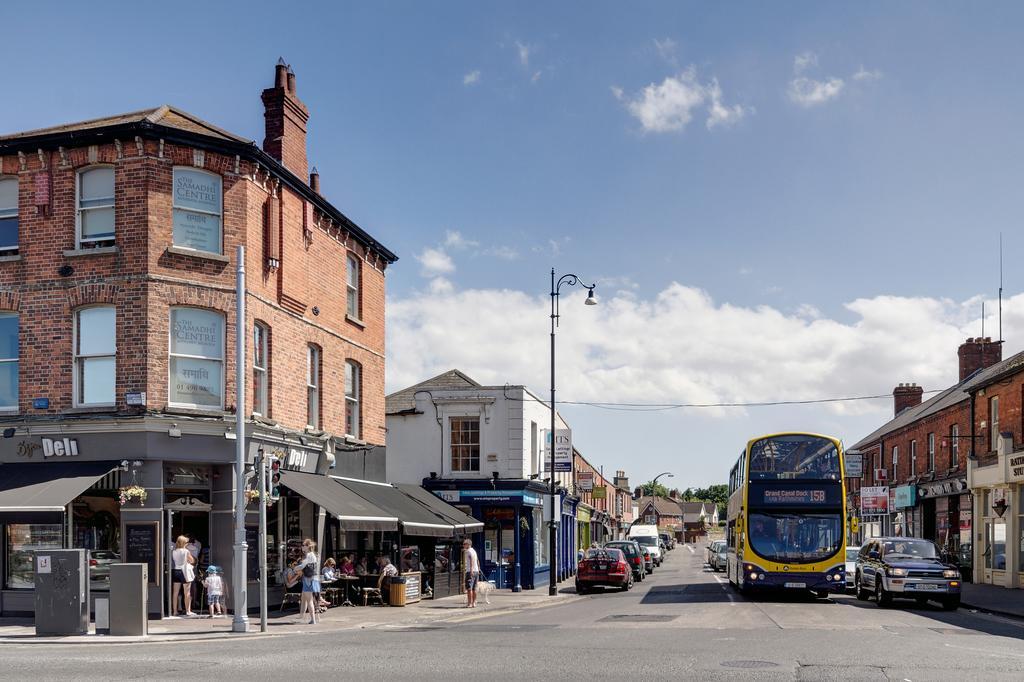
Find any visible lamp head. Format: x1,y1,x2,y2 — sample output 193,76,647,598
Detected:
584,287,597,306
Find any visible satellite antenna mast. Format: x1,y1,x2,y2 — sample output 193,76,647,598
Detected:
981,301,985,338
999,232,1004,342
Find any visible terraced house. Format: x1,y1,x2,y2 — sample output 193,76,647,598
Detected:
0,62,396,617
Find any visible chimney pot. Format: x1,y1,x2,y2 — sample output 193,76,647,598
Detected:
262,61,310,178
309,167,320,193
893,382,924,416
275,60,288,88
287,68,296,94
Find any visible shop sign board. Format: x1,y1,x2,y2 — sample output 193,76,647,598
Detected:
860,486,889,515
438,489,544,506
169,308,224,408
543,429,572,472
844,452,863,478
172,168,222,253
578,471,594,491
592,485,607,500
1008,453,1024,483
894,485,916,509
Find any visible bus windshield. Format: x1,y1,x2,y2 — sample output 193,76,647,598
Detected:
749,435,840,481
748,512,842,564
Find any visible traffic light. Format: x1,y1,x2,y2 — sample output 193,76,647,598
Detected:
269,456,281,502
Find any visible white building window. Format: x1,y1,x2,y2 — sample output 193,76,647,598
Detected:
0,313,17,410
307,345,320,428
346,253,360,319
531,421,539,475
892,446,898,477
450,417,480,472
168,307,224,409
950,424,959,468
0,177,18,255
910,440,917,475
74,306,115,406
172,167,223,254
77,167,115,248
345,360,361,439
990,396,1000,452
253,323,268,416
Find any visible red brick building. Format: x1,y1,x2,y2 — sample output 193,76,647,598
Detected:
848,338,1005,559
0,62,396,615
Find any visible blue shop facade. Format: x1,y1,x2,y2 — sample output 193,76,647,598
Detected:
425,478,579,591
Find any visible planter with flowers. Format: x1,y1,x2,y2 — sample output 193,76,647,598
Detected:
118,485,148,506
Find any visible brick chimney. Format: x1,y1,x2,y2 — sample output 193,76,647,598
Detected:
893,383,923,416
613,470,629,490
958,337,1002,382
262,59,310,179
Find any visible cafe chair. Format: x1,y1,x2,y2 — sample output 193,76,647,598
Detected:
362,573,386,607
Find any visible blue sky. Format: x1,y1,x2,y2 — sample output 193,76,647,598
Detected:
5,2,1024,488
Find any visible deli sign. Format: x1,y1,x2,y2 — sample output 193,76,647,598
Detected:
16,437,80,459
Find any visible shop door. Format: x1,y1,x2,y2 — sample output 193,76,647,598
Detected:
922,499,936,541
166,509,211,612
983,518,1007,584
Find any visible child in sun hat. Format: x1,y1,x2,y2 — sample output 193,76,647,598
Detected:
204,566,225,618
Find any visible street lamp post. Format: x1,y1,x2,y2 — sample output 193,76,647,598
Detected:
652,471,674,492
549,269,597,597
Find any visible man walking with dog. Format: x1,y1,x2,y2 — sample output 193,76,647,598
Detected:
463,538,481,608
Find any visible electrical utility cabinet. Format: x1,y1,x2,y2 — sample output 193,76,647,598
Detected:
33,549,89,636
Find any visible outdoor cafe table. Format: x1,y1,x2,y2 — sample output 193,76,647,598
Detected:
336,575,360,607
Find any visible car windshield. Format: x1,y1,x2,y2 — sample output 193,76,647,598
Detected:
881,539,939,559
749,435,841,481
845,548,860,562
633,536,658,546
748,512,842,564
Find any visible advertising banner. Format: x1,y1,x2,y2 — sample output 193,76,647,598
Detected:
172,168,222,253
844,452,863,478
860,486,889,515
894,485,917,509
578,471,594,491
543,429,572,472
592,485,606,500
169,308,223,407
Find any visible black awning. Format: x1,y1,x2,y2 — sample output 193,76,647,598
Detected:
394,483,483,533
279,470,397,532
334,477,456,537
0,461,121,512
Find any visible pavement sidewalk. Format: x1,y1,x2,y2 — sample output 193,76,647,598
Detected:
960,581,1024,619
0,585,579,644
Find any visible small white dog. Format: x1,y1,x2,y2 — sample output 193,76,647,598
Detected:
474,579,494,605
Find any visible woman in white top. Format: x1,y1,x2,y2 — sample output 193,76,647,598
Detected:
293,539,320,624
171,535,196,617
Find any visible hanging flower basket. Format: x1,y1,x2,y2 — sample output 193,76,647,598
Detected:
118,485,148,506
245,489,261,505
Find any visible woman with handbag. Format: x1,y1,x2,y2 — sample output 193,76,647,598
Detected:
293,538,320,624
171,535,197,617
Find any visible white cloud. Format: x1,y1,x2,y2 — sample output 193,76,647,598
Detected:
531,70,542,84
788,76,845,107
484,245,519,261
852,66,883,82
463,70,481,86
610,85,624,100
388,283,1024,420
794,51,818,74
515,41,530,67
654,37,678,64
705,78,751,129
444,230,479,250
415,247,455,276
620,68,749,133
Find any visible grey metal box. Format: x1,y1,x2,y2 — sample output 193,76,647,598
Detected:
33,549,89,636
109,563,148,636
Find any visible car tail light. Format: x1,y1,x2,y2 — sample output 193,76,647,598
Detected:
89,559,98,566
632,557,641,565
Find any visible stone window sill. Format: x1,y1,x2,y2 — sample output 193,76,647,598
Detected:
345,314,365,329
163,405,230,418
63,406,117,414
165,246,230,264
64,246,120,257
0,254,21,262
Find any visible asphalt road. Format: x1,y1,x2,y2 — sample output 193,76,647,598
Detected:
5,545,1024,680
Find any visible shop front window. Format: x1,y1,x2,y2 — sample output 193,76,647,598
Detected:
533,508,546,567
6,524,63,589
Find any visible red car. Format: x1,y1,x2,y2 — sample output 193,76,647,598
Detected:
575,548,633,593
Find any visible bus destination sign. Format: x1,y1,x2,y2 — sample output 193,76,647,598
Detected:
750,483,840,507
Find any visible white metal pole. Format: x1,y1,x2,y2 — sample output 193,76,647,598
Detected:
258,450,268,632
232,244,249,633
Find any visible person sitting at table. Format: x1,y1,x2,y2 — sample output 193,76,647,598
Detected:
355,556,369,576
339,554,356,576
378,555,399,579
321,557,337,582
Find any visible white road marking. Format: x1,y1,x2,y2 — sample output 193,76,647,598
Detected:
942,642,1024,659
713,574,737,604
685,545,695,554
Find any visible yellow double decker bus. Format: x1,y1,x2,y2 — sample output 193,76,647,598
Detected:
726,432,847,598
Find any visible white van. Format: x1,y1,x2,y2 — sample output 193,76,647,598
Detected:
628,525,663,567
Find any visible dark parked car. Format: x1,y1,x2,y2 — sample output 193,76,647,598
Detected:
576,548,633,593
604,540,646,582
855,537,961,610
659,533,675,551
707,540,727,571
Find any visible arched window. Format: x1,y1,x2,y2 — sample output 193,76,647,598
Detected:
345,360,361,439
77,166,115,248
172,167,223,254
168,307,225,409
74,306,116,406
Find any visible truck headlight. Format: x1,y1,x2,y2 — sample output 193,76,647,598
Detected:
886,567,908,577
943,569,960,579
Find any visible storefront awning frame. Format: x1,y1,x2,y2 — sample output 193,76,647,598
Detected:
279,470,398,532
0,460,122,513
